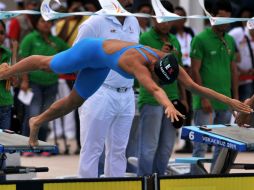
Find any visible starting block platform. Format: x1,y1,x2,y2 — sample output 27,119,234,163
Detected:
0,129,57,153
0,129,57,177
181,124,254,152
179,124,254,174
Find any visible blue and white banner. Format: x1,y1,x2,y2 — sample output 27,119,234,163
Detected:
0,0,254,30
0,10,39,20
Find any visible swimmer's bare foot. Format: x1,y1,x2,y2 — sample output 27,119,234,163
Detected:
29,117,40,147
235,98,252,126
0,63,10,80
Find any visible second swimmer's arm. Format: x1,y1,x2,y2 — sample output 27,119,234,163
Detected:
178,67,253,113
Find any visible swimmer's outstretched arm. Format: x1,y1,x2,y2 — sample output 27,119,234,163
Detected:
133,65,185,122
29,89,84,146
0,55,53,80
177,67,253,114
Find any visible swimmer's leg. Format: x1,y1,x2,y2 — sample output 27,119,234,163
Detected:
74,68,110,99
50,40,103,74
28,68,110,146
0,55,52,80
29,89,84,146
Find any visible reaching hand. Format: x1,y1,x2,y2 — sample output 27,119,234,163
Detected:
165,104,185,123
229,99,253,114
234,98,253,126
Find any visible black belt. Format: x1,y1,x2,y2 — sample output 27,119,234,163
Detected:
102,84,131,93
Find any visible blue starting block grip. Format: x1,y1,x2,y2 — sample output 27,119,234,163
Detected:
181,125,253,152
175,157,213,164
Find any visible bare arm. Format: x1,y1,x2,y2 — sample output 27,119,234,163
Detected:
133,65,184,121
29,89,84,146
178,67,253,114
0,55,53,80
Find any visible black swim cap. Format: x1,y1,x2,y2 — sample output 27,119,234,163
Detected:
154,54,179,85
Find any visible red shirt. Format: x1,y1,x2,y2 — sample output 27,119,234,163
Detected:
8,18,20,40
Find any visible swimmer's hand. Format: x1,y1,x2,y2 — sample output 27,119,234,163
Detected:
165,104,185,123
229,99,253,114
235,98,253,126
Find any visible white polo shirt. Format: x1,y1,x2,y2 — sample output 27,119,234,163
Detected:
229,26,254,85
74,11,140,88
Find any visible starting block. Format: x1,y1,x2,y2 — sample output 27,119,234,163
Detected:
0,129,57,177
179,124,254,174
0,129,57,154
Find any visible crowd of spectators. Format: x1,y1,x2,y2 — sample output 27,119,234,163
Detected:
0,0,253,178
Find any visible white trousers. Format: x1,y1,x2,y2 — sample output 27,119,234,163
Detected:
78,85,135,178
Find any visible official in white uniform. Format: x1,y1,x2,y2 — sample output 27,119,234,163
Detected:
74,8,140,177
229,26,254,101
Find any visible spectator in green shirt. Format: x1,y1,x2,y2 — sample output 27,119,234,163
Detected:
0,20,13,130
137,1,187,176
190,0,238,174
19,15,69,156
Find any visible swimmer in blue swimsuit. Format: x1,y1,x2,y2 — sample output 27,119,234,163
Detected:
0,38,252,146
50,37,165,99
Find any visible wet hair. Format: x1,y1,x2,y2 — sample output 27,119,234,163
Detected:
210,0,232,16
154,54,179,85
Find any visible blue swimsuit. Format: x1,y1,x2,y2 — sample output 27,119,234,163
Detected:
50,38,160,99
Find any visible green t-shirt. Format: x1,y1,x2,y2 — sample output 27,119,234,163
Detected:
0,46,13,106
138,28,182,109
19,31,69,85
190,28,235,110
